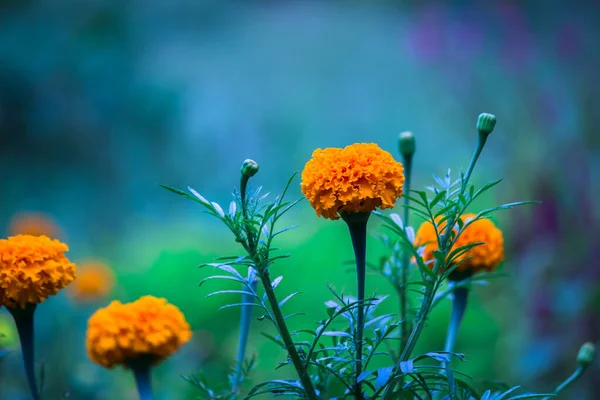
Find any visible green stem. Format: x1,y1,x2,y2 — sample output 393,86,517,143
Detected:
382,134,488,399
233,278,258,391
240,174,256,252
443,286,468,354
461,132,488,194
8,304,40,400
260,271,319,400
399,152,413,357
542,366,586,400
342,212,370,400
233,172,260,396
128,357,154,400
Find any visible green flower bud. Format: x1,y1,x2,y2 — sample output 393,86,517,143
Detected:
477,113,496,136
576,342,596,367
240,159,259,177
398,131,415,158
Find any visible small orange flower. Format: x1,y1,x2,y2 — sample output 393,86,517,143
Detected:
69,261,115,302
0,235,76,308
86,296,192,368
8,212,59,238
414,213,504,275
301,143,405,220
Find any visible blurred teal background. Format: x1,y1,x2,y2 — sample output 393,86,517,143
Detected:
1,1,599,399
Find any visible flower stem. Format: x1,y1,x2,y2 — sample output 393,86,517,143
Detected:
259,271,319,400
240,174,256,252
443,285,468,354
342,211,371,400
233,278,258,391
128,357,154,400
541,366,586,400
461,132,488,194
8,304,40,400
399,151,413,357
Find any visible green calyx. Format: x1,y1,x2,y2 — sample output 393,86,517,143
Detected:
477,113,496,136
241,159,260,177
398,131,416,158
577,342,596,367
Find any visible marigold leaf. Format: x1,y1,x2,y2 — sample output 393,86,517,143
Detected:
278,292,301,308
218,303,264,310
188,186,209,204
205,290,256,298
321,331,353,338
211,202,225,218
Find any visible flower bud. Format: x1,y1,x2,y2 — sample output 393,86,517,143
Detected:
398,131,415,158
240,159,259,177
477,113,496,136
576,342,596,367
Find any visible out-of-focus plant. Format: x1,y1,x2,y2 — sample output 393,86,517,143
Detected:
67,260,115,303
85,296,192,400
162,112,595,400
7,212,60,239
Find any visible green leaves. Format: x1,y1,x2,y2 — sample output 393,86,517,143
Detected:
245,380,308,398
164,155,555,400
479,386,556,400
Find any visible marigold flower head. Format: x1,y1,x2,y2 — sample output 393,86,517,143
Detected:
414,213,504,275
8,212,59,238
0,235,76,308
301,143,405,220
69,261,115,302
86,296,192,369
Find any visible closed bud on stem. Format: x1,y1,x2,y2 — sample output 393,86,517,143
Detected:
240,159,259,177
477,113,496,136
576,342,596,368
398,131,415,158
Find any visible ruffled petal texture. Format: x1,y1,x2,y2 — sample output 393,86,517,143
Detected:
0,235,76,308
301,143,405,220
86,296,192,368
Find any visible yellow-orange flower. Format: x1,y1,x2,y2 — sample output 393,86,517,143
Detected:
86,296,192,368
301,143,405,220
414,213,504,275
0,235,76,308
69,261,115,302
8,212,59,238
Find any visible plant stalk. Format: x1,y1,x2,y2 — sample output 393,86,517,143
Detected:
260,271,319,400
540,366,587,400
399,151,413,356
461,132,488,194
443,285,469,354
8,304,40,400
240,174,257,252
129,358,154,400
342,211,370,400
233,278,258,390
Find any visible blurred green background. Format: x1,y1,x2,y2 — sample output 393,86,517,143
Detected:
1,1,598,399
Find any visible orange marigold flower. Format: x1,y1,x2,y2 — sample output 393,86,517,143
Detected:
0,235,76,308
86,296,192,368
301,143,405,220
8,212,60,238
69,261,115,302
414,213,504,275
